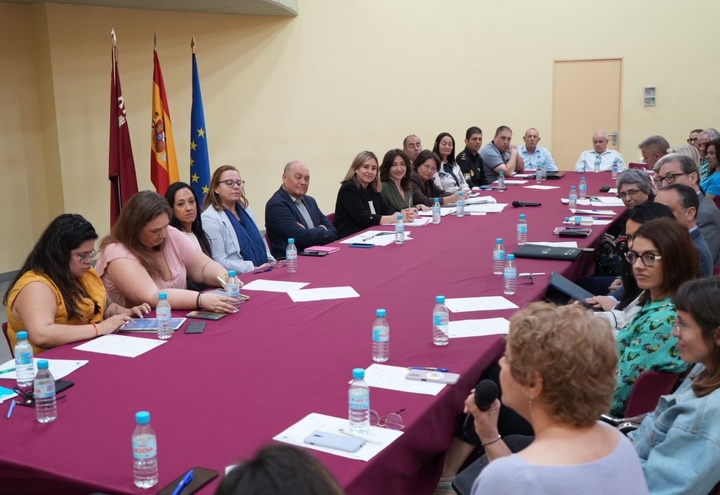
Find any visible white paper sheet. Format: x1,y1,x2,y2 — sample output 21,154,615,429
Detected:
0,358,89,380
449,318,511,338
273,413,403,461
574,209,616,216
242,279,310,292
444,296,519,313
523,185,560,190
340,231,410,246
400,217,431,227
418,208,456,217
561,198,592,206
465,196,497,205
592,196,625,206
464,203,507,214
526,241,579,248
363,363,446,395
563,216,613,226
493,179,528,185
73,334,166,357
288,286,360,303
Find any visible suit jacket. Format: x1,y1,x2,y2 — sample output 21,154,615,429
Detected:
265,187,337,258
410,171,451,207
696,193,720,266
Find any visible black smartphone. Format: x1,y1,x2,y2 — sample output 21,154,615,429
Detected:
185,322,206,334
349,243,375,248
157,467,219,495
298,251,328,257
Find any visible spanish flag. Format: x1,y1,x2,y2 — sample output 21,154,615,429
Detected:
150,46,179,195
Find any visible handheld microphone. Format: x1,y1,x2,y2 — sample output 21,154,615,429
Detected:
512,200,542,207
463,379,499,432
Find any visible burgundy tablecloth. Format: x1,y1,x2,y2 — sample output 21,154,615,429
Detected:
0,173,622,495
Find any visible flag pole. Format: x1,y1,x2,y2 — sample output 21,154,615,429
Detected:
191,36,196,54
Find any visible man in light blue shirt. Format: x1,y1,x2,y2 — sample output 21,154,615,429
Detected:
518,128,558,172
574,130,626,173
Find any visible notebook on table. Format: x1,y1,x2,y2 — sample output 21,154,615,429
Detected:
544,171,566,180
512,244,583,261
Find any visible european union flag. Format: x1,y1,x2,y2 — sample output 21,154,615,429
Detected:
190,50,210,205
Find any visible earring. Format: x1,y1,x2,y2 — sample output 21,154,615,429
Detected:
528,394,533,411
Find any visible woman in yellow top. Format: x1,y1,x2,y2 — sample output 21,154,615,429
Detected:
3,214,149,354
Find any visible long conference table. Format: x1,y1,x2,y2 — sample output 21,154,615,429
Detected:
1,172,621,495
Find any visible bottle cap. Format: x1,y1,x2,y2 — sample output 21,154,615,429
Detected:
436,295,445,304
581,177,586,180
288,238,295,244
352,368,365,380
458,191,464,197
16,331,28,340
397,214,403,220
565,217,570,222
496,238,503,243
571,186,576,190
158,292,167,300
434,197,439,202
519,214,526,219
228,270,237,277
376,309,386,317
37,359,49,369
507,254,515,260
135,411,151,425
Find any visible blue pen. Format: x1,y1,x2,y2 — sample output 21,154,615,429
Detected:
171,469,193,495
409,367,449,372
252,267,273,274
7,400,16,419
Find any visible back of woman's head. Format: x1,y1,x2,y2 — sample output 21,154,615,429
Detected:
103,191,172,251
215,444,345,495
673,277,720,397
632,217,698,296
4,214,97,310
507,302,618,426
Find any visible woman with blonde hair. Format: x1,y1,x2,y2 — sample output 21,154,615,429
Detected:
333,151,413,238
201,165,274,273
460,302,648,494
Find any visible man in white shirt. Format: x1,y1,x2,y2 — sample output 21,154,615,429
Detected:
574,130,626,173
518,128,558,172
402,135,422,163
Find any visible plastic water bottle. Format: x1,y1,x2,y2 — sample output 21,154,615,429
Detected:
456,191,465,217
503,254,518,295
497,171,506,191
156,292,172,340
14,331,34,388
493,238,505,275
569,186,578,212
34,359,57,423
541,160,548,180
433,295,450,346
432,198,441,224
395,214,405,245
348,368,370,434
579,177,587,199
612,158,619,179
535,166,542,183
594,154,601,173
372,309,389,363
286,238,298,273
132,411,159,489
226,270,241,300
517,214,527,245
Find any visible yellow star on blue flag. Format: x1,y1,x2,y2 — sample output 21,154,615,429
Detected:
190,50,211,204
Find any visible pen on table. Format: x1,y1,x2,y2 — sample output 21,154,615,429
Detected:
7,400,16,419
0,368,16,376
252,266,273,274
408,367,449,372
338,428,383,444
519,272,546,278
171,469,194,495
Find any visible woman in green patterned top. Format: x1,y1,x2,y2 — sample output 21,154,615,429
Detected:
612,218,699,415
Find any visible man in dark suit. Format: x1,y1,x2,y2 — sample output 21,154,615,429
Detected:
265,161,337,258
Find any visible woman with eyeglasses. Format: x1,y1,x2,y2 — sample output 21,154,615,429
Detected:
96,191,239,313
432,132,471,195
3,214,150,353
164,182,211,257
611,217,698,416
629,276,720,494
410,150,459,208
700,137,720,200
333,151,412,239
201,165,274,274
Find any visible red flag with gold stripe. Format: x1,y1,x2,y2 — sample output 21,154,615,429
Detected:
150,48,179,195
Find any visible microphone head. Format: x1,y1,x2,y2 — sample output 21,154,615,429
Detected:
474,379,499,411
512,200,521,208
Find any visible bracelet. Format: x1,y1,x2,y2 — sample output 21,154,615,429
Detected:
92,322,99,337
196,292,203,310
481,435,502,447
